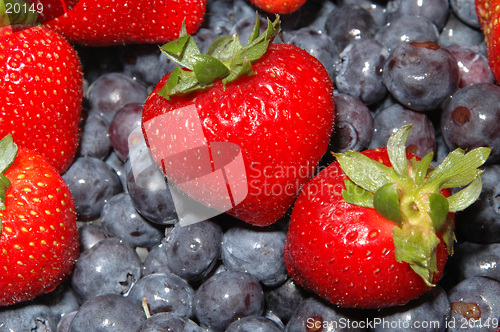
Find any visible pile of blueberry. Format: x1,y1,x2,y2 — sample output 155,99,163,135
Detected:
1,0,500,331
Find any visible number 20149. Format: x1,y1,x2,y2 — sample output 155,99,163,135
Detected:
5,2,43,15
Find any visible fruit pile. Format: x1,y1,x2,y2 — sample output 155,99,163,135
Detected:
1,0,500,331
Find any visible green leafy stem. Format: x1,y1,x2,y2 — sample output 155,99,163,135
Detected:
0,134,18,235
0,0,38,28
157,14,281,99
334,124,491,286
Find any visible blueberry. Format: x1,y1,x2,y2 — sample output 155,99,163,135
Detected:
221,223,288,287
126,136,179,225
193,271,264,331
448,242,500,283
335,38,389,104
35,282,80,325
375,15,439,52
108,102,142,161
100,193,164,249
78,223,108,251
328,93,374,154
382,41,460,112
63,156,123,221
105,151,128,190
373,286,450,332
77,110,111,159
288,27,338,81
325,4,378,52
368,103,436,158
142,242,172,277
285,296,366,332
56,310,77,332
439,12,485,48
454,164,500,243
446,44,495,88
265,278,309,324
225,315,284,331
68,293,146,332
388,0,449,31
163,220,223,281
447,277,500,332
128,273,194,318
339,0,388,27
440,83,500,164
137,312,203,332
450,0,480,28
0,302,57,331
119,44,172,86
71,237,142,302
86,72,148,122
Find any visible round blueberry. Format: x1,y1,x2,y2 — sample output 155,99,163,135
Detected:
373,286,450,332
63,156,123,221
375,15,439,52
109,102,142,161
77,110,111,159
447,277,500,332
193,271,264,331
221,223,288,287
164,220,223,281
441,83,500,164
142,242,172,277
78,223,108,252
127,273,194,318
137,312,203,332
101,192,164,249
455,164,500,243
265,278,309,324
71,237,142,302
0,303,57,331
382,41,460,112
325,4,377,52
328,93,374,154
225,315,284,331
369,103,436,158
388,0,449,30
285,296,366,331
446,44,495,88
438,12,485,48
86,72,148,122
335,38,389,105
68,293,146,332
450,0,480,28
448,242,500,283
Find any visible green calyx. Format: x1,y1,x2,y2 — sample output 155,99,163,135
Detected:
334,124,491,287
0,0,38,28
157,14,281,99
0,134,18,235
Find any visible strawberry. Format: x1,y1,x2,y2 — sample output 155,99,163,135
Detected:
284,125,490,308
0,24,83,174
32,0,207,46
248,0,307,14
141,16,335,226
476,0,500,82
0,134,79,306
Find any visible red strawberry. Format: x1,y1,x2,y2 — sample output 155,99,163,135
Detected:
0,25,83,173
0,134,79,306
249,0,307,14
476,0,500,82
32,0,207,46
141,17,335,226
285,125,490,308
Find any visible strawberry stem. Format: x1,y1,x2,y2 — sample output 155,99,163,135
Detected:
157,14,281,99
335,124,491,286
0,134,18,234
0,0,38,28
